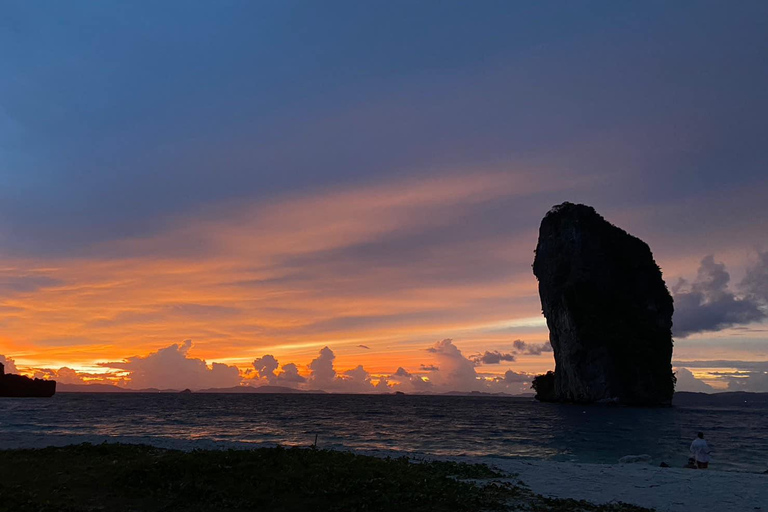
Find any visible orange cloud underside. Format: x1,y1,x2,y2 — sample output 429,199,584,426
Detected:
3,170,763,385
1,171,557,379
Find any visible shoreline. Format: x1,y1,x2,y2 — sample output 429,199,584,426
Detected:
3,434,765,511
475,458,767,512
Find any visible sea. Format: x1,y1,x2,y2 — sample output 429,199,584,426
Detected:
1,393,767,473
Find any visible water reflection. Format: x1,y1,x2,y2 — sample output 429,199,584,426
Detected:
1,394,766,472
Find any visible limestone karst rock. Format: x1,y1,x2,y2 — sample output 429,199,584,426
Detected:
531,202,675,405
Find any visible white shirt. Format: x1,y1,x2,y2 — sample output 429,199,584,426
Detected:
690,438,711,463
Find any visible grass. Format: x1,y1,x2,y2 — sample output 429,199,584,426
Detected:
0,444,653,512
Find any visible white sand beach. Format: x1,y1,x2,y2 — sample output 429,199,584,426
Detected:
484,458,767,512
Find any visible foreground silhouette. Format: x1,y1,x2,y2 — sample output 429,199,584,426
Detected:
0,362,56,397
0,444,652,512
532,203,675,405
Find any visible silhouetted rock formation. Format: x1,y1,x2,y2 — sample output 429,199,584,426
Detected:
532,203,675,406
0,362,56,397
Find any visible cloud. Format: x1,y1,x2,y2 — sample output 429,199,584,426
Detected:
249,355,307,387
470,350,516,365
275,363,306,386
673,360,768,371
727,370,768,392
30,366,123,386
422,339,538,394
7,339,538,394
54,367,86,385
307,346,337,387
674,368,715,393
0,355,18,374
673,255,767,337
0,274,62,294
340,365,375,393
740,251,768,304
512,339,553,355
306,346,375,392
387,366,432,392
480,369,535,395
426,339,484,391
253,355,279,382
503,370,530,383
100,340,241,390
392,367,411,378
671,361,768,392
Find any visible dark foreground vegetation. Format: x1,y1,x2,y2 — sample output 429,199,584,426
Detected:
0,444,652,512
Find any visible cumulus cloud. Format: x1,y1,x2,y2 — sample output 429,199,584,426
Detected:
673,255,767,337
470,351,516,365
6,339,542,394
674,368,715,393
672,361,768,392
31,366,123,386
454,339,553,367
426,339,484,391
340,365,375,392
480,369,536,395
100,340,241,390
727,369,768,392
253,355,279,382
305,346,376,392
387,366,432,392
275,363,306,386
512,339,553,355
0,354,18,374
502,370,530,383
740,251,768,304
419,339,541,394
249,355,307,388
307,346,337,387
54,367,87,385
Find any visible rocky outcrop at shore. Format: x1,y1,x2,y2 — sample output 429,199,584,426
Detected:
532,203,675,405
0,362,56,397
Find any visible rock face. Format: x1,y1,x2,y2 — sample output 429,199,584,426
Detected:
0,362,56,397
532,203,675,405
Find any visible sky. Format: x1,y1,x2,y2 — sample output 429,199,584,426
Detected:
1,1,767,393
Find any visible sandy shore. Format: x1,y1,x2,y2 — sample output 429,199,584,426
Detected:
4,434,766,511
481,458,767,512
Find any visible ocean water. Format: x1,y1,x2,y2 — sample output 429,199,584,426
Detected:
1,393,766,473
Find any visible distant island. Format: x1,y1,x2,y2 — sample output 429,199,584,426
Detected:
0,362,56,397
55,383,328,394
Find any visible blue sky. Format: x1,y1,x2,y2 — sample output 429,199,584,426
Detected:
1,1,767,391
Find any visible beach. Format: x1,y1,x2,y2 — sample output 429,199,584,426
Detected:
481,458,767,512
3,392,768,510
2,432,766,511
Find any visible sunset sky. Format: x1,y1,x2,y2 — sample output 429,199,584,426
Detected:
1,1,767,393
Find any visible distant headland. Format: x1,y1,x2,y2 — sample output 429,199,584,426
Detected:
0,362,56,397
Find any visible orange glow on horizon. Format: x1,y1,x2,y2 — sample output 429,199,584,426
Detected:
1,171,765,390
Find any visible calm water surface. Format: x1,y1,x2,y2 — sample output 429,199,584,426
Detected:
2,393,766,473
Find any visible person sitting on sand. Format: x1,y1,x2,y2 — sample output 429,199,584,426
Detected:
690,432,711,469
